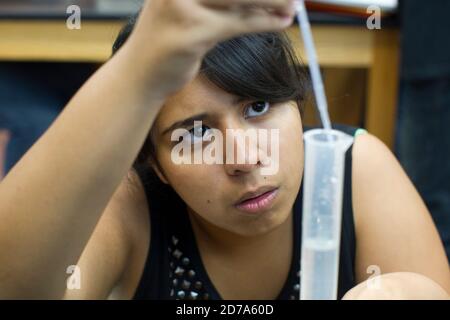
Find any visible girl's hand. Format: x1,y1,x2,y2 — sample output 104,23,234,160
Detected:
122,0,296,98
342,272,450,300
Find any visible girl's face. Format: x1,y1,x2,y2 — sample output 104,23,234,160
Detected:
151,75,304,237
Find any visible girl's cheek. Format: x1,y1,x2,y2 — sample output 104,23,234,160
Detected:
168,164,215,195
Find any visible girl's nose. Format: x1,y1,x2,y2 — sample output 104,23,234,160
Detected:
225,159,262,176
222,126,263,176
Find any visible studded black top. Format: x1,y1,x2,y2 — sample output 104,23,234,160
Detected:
132,125,358,300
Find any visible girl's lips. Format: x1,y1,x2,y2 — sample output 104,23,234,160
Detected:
234,188,279,214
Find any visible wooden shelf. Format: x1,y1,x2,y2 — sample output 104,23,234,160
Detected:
0,20,400,148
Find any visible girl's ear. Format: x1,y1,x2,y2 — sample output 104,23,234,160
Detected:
150,159,169,185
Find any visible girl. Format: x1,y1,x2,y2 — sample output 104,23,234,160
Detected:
0,0,448,300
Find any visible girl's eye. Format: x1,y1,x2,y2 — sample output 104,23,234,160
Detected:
185,124,211,144
244,101,270,118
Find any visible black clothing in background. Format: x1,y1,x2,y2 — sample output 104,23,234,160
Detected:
397,0,450,260
400,0,450,80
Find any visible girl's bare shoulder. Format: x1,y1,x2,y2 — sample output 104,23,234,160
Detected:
350,133,449,292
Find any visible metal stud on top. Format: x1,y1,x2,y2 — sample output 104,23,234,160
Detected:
181,280,191,290
174,266,185,277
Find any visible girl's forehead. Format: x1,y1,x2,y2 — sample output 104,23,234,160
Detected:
155,76,240,130
169,76,235,108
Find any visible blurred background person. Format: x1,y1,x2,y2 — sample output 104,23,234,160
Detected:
396,0,450,261
0,62,95,177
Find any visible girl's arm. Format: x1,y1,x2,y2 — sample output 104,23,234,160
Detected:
351,133,450,297
0,0,297,299
0,44,164,299
62,170,150,300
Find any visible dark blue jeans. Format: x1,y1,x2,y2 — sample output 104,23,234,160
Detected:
396,78,450,261
0,62,95,174
0,100,60,174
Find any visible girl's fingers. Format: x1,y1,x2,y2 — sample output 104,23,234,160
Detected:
199,0,295,17
199,0,291,6
210,4,296,39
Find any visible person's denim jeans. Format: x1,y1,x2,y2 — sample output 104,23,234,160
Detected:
0,104,60,173
0,62,95,174
396,78,450,261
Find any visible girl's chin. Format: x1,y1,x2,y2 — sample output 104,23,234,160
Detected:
228,208,291,237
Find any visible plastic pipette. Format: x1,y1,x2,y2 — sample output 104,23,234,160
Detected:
294,0,332,131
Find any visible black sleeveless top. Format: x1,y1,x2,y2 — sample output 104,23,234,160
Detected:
133,125,359,300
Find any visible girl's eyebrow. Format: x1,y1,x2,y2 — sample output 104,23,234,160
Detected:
161,112,210,136
161,97,251,136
